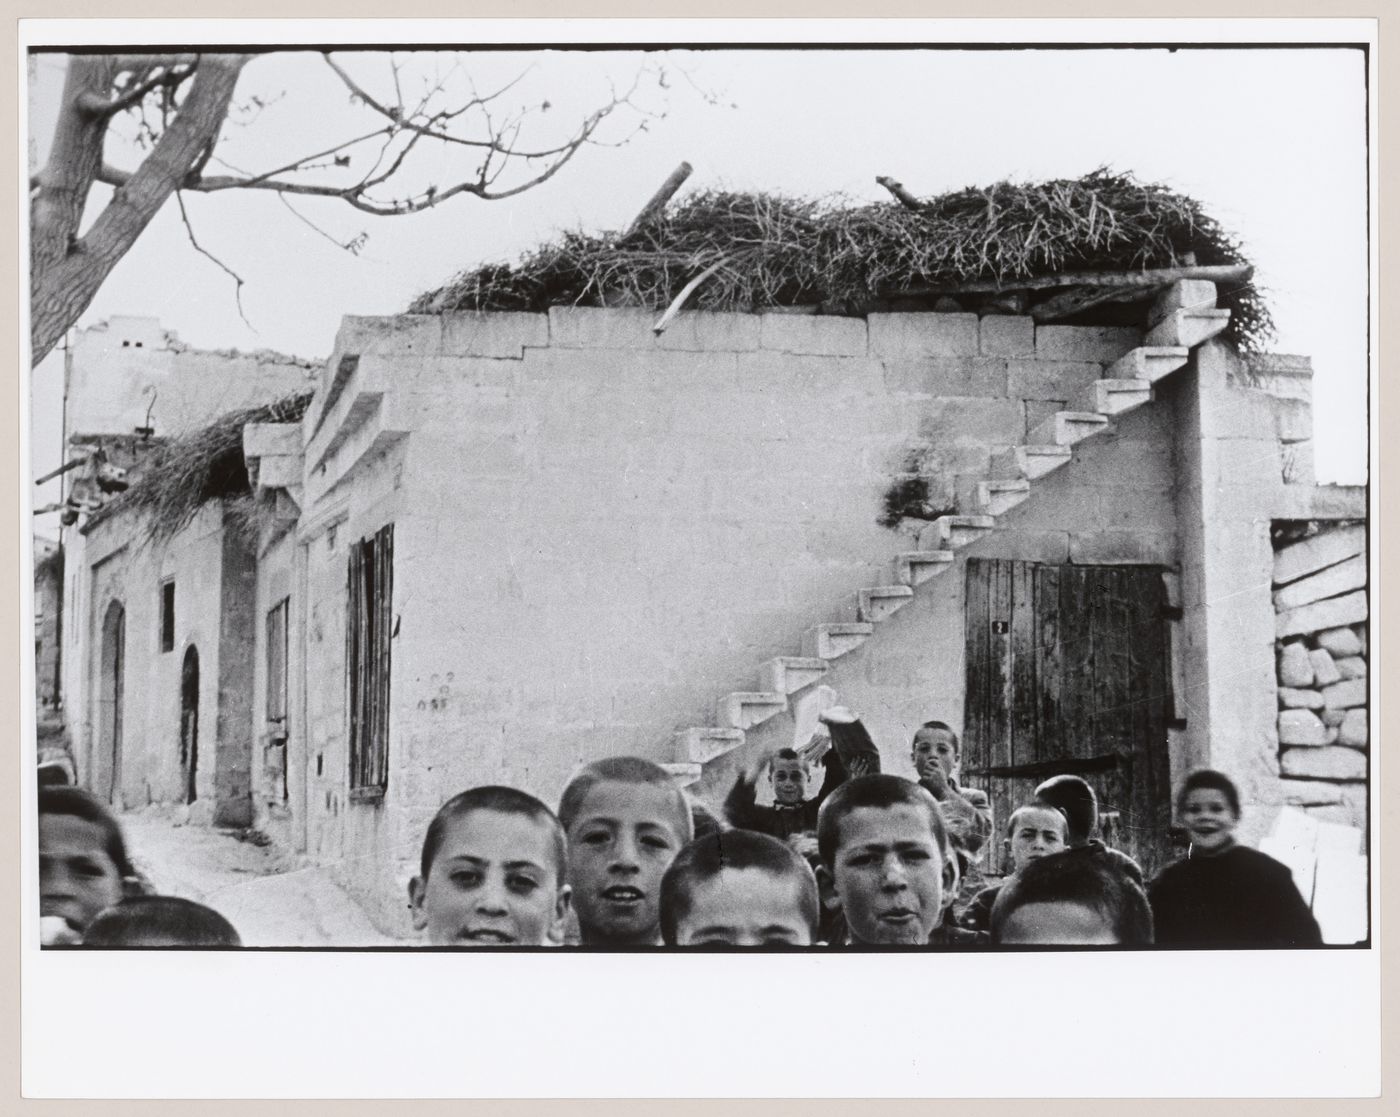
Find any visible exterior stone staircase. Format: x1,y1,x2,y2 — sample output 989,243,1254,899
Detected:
662,278,1231,789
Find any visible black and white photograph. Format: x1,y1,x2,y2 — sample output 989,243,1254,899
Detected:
20,17,1380,1099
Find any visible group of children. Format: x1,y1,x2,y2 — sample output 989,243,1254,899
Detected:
39,706,1323,949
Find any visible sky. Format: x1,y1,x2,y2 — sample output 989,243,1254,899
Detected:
26,39,1371,535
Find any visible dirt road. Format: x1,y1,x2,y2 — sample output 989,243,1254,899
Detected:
119,807,408,947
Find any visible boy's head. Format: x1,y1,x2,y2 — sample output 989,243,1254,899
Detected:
660,829,818,946
769,748,809,806
910,721,959,783
990,851,1153,946
409,785,570,947
1008,802,1069,873
1175,768,1241,854
82,896,242,947
558,757,693,946
817,774,956,946
38,787,137,933
1033,774,1099,846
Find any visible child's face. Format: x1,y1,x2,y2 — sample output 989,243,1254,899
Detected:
911,728,958,782
409,808,570,946
997,900,1120,945
1180,788,1238,853
39,814,125,932
831,803,954,945
1010,807,1068,873
673,867,813,946
769,759,807,805
566,780,687,946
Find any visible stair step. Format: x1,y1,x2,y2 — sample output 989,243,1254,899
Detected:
895,549,955,587
976,478,1031,517
1105,345,1190,384
1026,410,1110,449
1148,279,1218,328
1144,307,1231,350
802,622,875,660
857,584,916,622
673,727,746,765
916,514,995,553
759,656,829,696
662,762,703,788
990,444,1073,482
717,691,789,730
1073,378,1153,418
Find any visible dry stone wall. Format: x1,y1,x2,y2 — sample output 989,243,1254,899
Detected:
1273,521,1369,825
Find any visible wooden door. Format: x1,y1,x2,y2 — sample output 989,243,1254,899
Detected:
180,645,200,803
963,559,1174,878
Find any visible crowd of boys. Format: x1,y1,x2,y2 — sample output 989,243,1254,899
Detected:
38,705,1324,949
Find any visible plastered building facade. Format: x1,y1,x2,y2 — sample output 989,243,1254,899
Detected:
66,297,1368,934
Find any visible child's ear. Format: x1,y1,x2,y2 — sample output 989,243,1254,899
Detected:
941,852,960,908
548,885,573,945
407,876,429,932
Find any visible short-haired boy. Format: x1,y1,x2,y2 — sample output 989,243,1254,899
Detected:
816,774,985,947
723,736,851,842
1148,768,1322,947
409,785,571,947
558,756,694,947
990,849,1153,946
1034,774,1145,887
82,896,242,947
909,721,993,853
961,801,1068,933
660,829,819,946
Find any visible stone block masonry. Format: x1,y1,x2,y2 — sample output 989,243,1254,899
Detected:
291,305,1191,929
1271,521,1368,831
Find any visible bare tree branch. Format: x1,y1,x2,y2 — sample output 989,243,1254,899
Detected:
31,50,669,363
78,62,196,119
175,191,252,328
278,193,368,255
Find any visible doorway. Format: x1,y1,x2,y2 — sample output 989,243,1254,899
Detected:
96,600,125,804
962,559,1174,877
180,645,200,803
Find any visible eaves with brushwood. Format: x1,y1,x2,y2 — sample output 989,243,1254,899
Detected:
411,168,1272,357
82,390,313,546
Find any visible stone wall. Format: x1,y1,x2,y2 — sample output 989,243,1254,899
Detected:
1273,521,1369,838
1171,339,1368,847
67,316,317,440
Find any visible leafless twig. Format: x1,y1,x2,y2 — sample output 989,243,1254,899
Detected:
175,191,253,329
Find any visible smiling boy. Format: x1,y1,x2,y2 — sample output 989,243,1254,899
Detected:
723,739,851,842
558,756,694,947
1148,769,1321,947
409,785,571,947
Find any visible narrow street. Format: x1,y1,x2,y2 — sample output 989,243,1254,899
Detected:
119,807,409,947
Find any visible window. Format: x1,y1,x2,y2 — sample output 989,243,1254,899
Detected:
266,598,289,726
265,598,290,804
346,524,393,798
159,580,176,653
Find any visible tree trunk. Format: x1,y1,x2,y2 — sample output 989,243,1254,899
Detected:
30,54,249,365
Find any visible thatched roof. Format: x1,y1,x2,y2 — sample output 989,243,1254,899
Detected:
86,390,313,544
410,170,1272,355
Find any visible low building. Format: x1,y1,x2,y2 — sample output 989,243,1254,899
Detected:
63,293,1369,937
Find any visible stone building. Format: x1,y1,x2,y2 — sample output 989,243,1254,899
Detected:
55,318,316,822
62,290,1369,936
